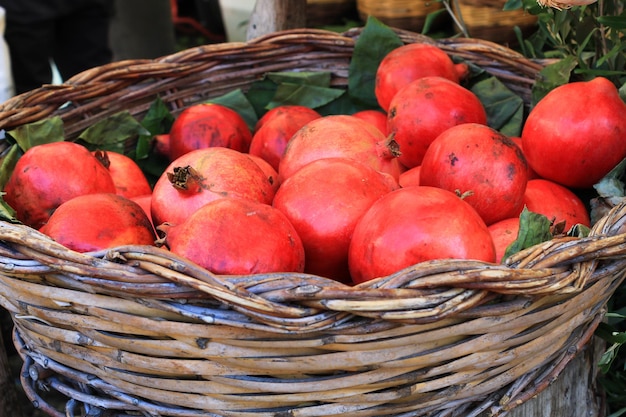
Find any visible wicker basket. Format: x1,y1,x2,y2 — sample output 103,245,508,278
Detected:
455,0,538,45
356,0,444,32
0,27,624,417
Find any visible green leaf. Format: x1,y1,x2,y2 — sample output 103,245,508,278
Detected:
77,111,151,154
471,77,524,136
503,208,553,260
597,14,626,30
0,143,21,191
267,83,345,110
348,15,403,108
5,116,64,152
600,341,623,373
0,194,18,223
594,156,626,199
207,88,258,133
141,96,175,136
422,9,448,34
134,96,175,160
503,0,523,11
531,55,578,105
245,77,280,119
567,223,590,238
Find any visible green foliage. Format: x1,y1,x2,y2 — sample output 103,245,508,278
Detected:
503,208,553,260
505,0,626,92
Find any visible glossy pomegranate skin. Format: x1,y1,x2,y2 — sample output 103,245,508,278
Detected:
273,157,398,283
39,193,156,253
93,150,152,199
521,77,626,188
522,178,591,231
278,115,402,183
160,197,305,275
150,147,275,227
249,105,321,171
375,43,469,112
348,186,496,284
387,76,487,169
4,141,116,229
168,103,252,160
419,123,529,226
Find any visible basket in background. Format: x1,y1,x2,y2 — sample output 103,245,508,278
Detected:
307,0,358,27
0,26,623,417
356,0,444,32
454,0,538,45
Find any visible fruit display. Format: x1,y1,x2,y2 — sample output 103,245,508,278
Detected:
0,20,623,287
0,16,624,417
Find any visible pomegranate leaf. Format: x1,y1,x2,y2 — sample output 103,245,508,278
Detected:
0,144,21,191
4,115,64,152
269,83,345,110
0,195,17,223
208,88,258,132
135,96,175,160
591,156,626,224
470,76,524,137
77,111,150,154
531,56,578,106
348,15,403,108
503,207,553,261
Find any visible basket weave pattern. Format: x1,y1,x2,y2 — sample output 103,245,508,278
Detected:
0,28,623,417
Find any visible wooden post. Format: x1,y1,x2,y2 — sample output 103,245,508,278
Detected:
246,0,307,40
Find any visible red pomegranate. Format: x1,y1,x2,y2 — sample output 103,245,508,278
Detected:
158,197,305,275
521,77,626,188
348,186,496,284
278,115,402,182
249,105,321,171
273,157,398,283
151,147,275,227
93,150,152,198
3,141,116,229
39,193,156,252
168,103,252,160
387,76,487,169
375,43,469,112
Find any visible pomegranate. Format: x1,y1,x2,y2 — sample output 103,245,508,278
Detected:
158,197,305,275
348,186,496,284
521,77,626,188
168,103,252,160
273,157,398,283
352,109,388,135
39,193,156,252
3,141,116,229
488,217,521,264
249,105,321,171
278,115,402,182
375,43,469,112
420,123,529,225
93,150,152,199
151,147,275,227
523,178,591,231
247,154,281,194
387,76,488,169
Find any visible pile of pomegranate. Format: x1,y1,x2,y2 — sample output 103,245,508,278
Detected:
3,41,626,286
